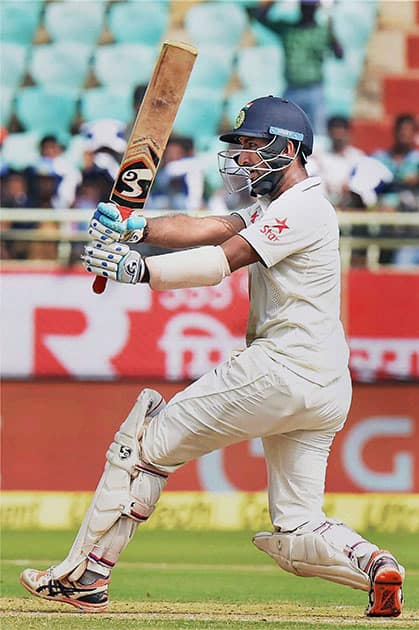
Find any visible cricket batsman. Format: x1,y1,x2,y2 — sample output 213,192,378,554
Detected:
20,96,404,617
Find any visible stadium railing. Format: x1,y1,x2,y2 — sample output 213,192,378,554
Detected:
1,208,419,270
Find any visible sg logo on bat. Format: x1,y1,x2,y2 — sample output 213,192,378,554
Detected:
112,152,158,209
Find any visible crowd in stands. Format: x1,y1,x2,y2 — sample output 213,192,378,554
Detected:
1,0,418,266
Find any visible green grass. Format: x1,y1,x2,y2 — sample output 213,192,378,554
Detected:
1,529,418,629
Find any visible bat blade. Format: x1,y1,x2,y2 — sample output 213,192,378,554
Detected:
92,40,198,294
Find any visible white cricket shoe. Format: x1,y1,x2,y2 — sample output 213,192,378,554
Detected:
20,567,109,613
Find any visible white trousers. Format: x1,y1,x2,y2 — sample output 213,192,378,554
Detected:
142,344,352,531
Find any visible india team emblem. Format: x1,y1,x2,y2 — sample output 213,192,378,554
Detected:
234,109,246,129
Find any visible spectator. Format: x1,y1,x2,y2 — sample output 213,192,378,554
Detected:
373,114,419,266
248,0,343,134
308,115,365,205
373,114,419,213
148,135,205,212
30,135,82,209
79,119,127,199
0,169,36,259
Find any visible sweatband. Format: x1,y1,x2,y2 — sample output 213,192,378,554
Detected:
146,246,231,291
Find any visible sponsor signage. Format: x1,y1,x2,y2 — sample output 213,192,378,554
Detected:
1,269,418,381
2,381,418,493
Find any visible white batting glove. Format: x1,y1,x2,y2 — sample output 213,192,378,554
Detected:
81,240,147,284
88,202,147,244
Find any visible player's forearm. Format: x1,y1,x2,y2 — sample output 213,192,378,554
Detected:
144,213,243,249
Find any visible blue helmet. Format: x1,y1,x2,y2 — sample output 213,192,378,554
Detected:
220,95,314,159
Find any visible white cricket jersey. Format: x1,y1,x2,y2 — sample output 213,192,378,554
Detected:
233,177,349,386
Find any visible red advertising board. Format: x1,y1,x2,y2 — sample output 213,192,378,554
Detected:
1,268,418,494
1,268,418,381
1,380,418,493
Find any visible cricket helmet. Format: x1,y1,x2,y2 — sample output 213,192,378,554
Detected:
220,95,313,158
218,96,313,196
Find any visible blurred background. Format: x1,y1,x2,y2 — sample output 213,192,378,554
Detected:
1,0,418,534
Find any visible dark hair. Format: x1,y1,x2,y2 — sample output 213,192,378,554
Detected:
40,134,58,148
169,135,194,153
327,115,350,131
394,114,415,132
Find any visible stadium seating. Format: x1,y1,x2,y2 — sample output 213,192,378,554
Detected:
188,46,235,90
332,1,377,48
0,43,28,89
173,88,225,150
324,84,356,118
236,46,286,95
15,87,79,136
184,3,248,48
80,87,132,125
1,131,41,170
93,44,157,88
0,1,43,45
28,43,92,90
44,1,105,45
108,1,169,45
324,49,365,92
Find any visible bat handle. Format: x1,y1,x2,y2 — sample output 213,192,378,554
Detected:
93,276,107,294
90,205,134,295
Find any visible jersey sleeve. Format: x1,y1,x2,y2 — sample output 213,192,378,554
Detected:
239,199,329,267
230,202,261,228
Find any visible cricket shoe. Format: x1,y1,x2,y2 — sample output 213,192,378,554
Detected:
365,550,404,617
20,567,109,613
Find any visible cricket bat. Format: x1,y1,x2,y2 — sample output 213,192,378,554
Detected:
92,40,198,294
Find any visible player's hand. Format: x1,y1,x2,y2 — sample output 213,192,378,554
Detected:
81,240,146,284
88,202,147,244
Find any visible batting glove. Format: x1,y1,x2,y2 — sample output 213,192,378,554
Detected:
81,240,147,284
88,202,147,244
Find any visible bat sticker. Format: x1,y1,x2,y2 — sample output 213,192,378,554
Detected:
112,158,156,208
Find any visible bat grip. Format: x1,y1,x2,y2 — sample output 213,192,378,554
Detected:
91,205,134,295
93,276,107,294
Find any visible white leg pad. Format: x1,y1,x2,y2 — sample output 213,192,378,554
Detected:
253,528,370,592
51,388,166,580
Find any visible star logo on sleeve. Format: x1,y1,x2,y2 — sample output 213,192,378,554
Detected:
260,218,289,241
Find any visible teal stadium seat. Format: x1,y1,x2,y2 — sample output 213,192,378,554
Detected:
44,1,105,44
173,88,224,150
108,1,168,45
80,87,132,125
1,131,41,170
93,44,157,88
325,84,356,118
0,43,28,89
29,43,92,90
188,46,235,90
236,46,286,95
184,3,248,48
0,87,15,127
0,1,43,45
332,1,377,48
324,49,365,91
15,87,79,135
